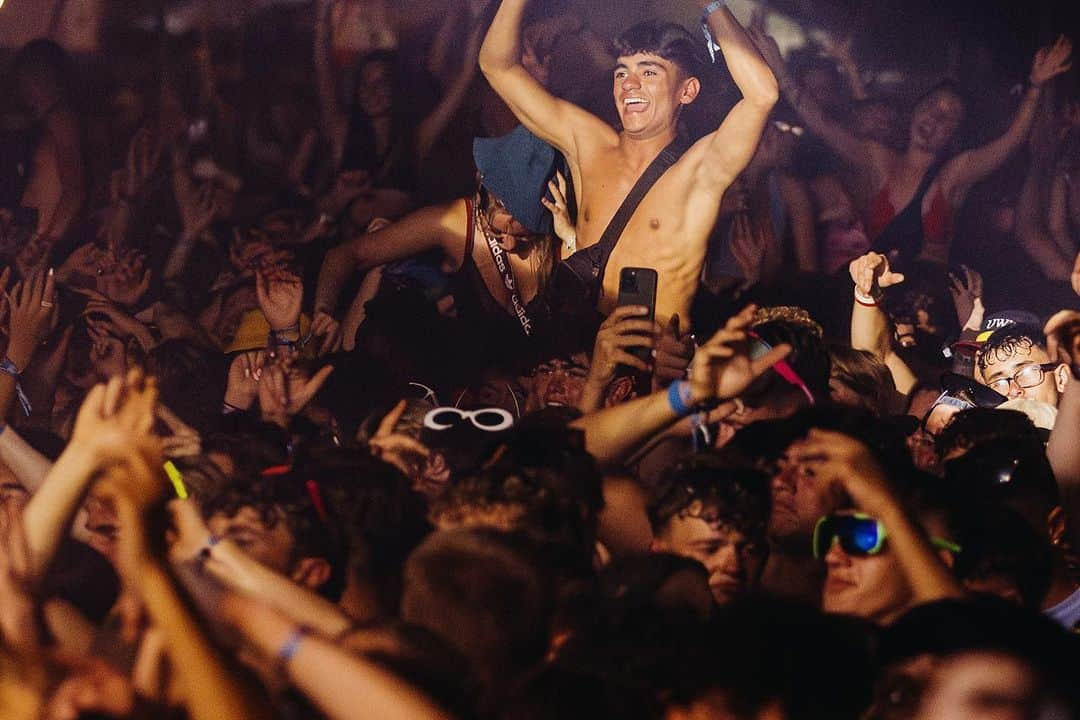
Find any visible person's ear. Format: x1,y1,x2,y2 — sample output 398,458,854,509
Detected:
291,557,332,591
1054,364,1070,393
1047,506,1069,549
680,76,701,105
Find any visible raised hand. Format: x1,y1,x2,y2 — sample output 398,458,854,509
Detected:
14,232,51,279
1029,35,1073,87
97,249,151,307
367,399,431,477
224,350,264,411
787,428,894,516
652,314,694,390
70,368,160,467
86,319,128,380
255,266,303,331
947,264,984,328
688,305,791,405
158,404,202,458
586,305,659,390
84,298,154,350
55,242,107,285
5,267,57,371
541,170,576,253
848,252,905,298
256,357,334,425
310,310,343,356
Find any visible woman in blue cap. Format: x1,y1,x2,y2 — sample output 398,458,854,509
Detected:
314,125,565,367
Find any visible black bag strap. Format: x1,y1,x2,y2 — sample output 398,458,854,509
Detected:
564,136,690,288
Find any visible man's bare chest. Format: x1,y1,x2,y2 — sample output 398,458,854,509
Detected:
575,157,689,249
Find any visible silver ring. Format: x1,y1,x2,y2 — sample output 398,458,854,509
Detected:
40,301,54,308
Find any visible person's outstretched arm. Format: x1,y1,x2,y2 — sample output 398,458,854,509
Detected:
745,15,876,171
848,253,917,394
1048,369,1080,550
0,425,52,493
1016,151,1073,281
571,305,790,466
99,452,273,720
314,200,462,317
415,13,487,164
315,0,349,168
224,593,453,720
942,37,1072,201
21,369,158,580
479,0,604,155
692,2,779,195
38,108,85,242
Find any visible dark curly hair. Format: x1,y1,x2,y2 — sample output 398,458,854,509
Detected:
612,20,708,78
649,452,771,544
202,471,347,599
976,325,1046,374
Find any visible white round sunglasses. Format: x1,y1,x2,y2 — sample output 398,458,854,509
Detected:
423,407,515,432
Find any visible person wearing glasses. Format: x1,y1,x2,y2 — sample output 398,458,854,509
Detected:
975,325,1072,408
788,429,964,624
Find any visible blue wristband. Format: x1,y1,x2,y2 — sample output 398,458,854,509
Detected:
0,358,32,417
701,0,726,20
277,626,311,664
667,380,694,416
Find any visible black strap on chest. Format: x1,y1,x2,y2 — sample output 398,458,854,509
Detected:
562,136,690,306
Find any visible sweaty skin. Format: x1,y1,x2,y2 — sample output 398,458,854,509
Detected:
480,0,777,325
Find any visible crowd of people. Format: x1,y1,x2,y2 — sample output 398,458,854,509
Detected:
0,0,1078,717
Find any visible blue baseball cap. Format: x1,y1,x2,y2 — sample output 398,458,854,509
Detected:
473,125,557,235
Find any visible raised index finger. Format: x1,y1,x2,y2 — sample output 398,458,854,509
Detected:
375,399,409,439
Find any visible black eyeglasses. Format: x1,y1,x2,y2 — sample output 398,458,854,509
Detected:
985,363,1060,396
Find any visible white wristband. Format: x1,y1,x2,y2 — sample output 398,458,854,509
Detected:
853,288,878,306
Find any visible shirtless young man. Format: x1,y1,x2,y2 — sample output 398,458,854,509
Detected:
479,0,777,325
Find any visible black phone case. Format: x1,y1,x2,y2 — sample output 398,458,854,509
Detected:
615,267,658,366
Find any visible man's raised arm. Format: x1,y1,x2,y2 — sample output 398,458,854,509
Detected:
479,0,597,155
693,3,778,193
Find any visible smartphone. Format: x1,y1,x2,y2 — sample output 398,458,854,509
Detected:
616,266,658,367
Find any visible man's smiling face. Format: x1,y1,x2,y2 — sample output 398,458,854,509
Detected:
612,53,698,139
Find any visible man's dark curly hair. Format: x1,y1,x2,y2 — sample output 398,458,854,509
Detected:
202,472,347,599
429,423,603,569
976,325,1046,374
649,452,771,544
612,20,708,78
934,408,1044,459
